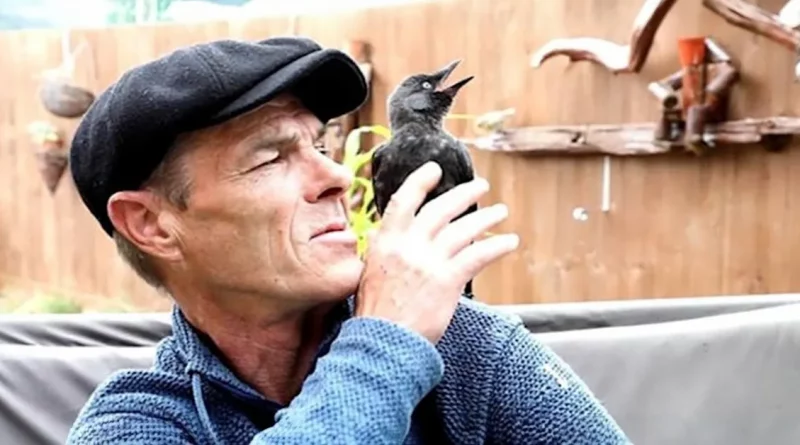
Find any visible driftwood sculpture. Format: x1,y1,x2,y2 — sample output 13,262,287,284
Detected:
468,0,800,157
703,0,800,49
703,0,800,80
647,37,739,154
530,0,678,74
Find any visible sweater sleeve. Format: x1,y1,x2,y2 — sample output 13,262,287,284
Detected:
66,317,443,445
486,322,632,444
254,316,444,444
67,411,197,444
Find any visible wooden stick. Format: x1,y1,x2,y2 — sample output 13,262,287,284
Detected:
706,63,738,98
704,37,732,63
648,69,683,108
465,117,800,155
703,0,800,51
530,0,678,74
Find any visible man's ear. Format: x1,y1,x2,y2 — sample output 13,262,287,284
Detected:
107,191,183,261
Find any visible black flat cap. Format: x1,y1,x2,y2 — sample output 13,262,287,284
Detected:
70,36,369,236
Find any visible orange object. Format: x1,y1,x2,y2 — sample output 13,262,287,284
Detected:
678,37,706,67
677,37,707,118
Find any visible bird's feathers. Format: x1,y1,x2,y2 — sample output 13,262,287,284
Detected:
368,59,478,298
371,127,474,217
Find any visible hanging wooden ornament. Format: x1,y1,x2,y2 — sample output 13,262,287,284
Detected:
38,32,95,119
27,121,68,194
39,78,95,119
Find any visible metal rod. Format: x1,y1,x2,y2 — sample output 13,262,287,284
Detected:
601,156,611,212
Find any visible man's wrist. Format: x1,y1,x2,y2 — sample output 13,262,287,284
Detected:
331,316,444,401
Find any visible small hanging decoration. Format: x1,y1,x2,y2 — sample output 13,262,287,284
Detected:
27,121,68,195
38,30,95,119
39,79,95,119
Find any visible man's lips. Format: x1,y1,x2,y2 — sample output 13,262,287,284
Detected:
310,221,349,239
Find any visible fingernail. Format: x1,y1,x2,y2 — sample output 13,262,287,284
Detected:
507,234,520,248
425,161,442,174
493,203,508,217
475,177,490,190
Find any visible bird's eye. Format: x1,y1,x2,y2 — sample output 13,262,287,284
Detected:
422,81,432,89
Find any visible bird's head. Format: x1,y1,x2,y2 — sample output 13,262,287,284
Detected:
387,59,473,129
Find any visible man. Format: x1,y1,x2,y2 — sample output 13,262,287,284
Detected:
66,36,630,444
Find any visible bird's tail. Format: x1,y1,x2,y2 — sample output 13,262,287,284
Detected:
458,203,479,300
463,279,474,299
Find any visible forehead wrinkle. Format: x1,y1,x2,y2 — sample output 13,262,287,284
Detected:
240,122,305,159
246,112,325,150
191,98,324,170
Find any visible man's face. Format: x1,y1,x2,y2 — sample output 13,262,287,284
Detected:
168,95,362,306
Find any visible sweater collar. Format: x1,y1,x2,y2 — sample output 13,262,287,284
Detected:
171,296,354,405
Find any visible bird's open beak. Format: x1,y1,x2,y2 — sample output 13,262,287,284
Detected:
432,59,474,97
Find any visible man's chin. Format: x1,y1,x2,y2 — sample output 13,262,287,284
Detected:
312,257,363,297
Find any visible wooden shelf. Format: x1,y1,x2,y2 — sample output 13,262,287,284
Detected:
464,116,800,156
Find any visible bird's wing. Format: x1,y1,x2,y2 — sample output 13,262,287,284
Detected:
369,141,388,216
370,141,385,177
450,139,476,182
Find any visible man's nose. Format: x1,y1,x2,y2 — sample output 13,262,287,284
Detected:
303,149,354,202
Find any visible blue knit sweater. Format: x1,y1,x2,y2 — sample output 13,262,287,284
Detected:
66,297,630,444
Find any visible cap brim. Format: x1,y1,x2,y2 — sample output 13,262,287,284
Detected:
206,49,369,126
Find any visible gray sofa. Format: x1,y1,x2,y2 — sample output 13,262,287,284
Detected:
2,293,800,445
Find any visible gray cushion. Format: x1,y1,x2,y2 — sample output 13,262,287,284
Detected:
540,303,800,445
497,292,800,333
0,312,171,346
0,345,155,445
2,296,800,444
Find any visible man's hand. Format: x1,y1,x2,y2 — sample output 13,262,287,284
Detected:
355,161,519,344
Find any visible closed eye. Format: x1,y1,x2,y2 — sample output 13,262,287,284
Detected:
242,127,330,173
314,139,332,157
243,146,281,173
314,126,333,157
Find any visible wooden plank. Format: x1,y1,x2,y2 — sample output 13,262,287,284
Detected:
466,117,800,155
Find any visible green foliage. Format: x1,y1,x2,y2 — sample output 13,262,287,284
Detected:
341,124,391,256
9,293,83,314
0,289,144,314
106,0,176,24
340,113,488,256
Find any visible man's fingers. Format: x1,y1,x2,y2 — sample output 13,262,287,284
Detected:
450,233,520,282
364,228,379,246
380,162,442,232
434,203,509,257
414,178,490,237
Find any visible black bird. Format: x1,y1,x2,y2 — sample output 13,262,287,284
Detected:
370,59,477,298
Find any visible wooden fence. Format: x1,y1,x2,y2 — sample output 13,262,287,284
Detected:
2,0,800,310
